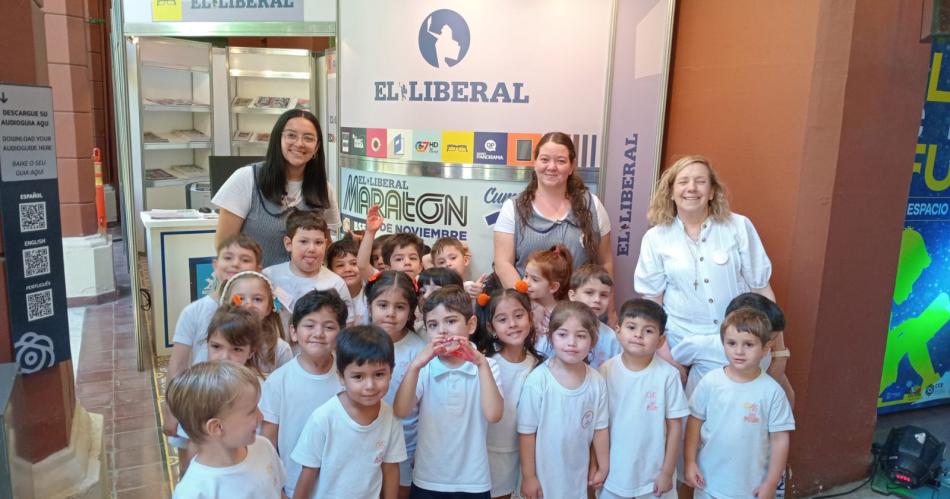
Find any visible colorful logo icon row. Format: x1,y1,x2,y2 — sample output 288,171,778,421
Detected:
340,127,545,166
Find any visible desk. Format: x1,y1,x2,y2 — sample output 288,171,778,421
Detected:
140,213,217,356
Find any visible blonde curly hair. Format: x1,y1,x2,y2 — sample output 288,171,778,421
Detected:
647,155,731,226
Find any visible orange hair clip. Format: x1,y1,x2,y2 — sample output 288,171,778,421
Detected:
477,292,491,307
231,295,243,306
368,271,382,283
514,280,529,294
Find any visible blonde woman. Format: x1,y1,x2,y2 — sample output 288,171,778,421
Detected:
635,155,776,349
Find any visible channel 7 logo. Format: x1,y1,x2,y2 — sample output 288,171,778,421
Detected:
416,140,440,153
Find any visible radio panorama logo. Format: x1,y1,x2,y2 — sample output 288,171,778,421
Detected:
416,140,440,153
485,139,497,152
418,9,471,68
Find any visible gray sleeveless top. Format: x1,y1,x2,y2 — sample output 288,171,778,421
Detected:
513,191,601,275
242,163,329,268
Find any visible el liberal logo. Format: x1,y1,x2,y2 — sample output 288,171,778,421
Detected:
373,10,529,104
418,9,470,68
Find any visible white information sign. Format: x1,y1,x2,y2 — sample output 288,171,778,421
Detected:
0,85,57,182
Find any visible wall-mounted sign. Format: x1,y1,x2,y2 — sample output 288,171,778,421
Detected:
338,0,613,169
0,84,70,374
152,0,305,22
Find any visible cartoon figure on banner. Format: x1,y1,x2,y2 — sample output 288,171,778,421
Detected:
419,9,470,68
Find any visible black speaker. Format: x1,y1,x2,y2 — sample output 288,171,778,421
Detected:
881,425,945,489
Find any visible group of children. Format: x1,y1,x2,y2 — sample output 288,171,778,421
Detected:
163,206,795,499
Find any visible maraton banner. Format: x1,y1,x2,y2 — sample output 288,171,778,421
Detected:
339,168,524,278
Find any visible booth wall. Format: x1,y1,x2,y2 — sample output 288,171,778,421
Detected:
663,0,929,494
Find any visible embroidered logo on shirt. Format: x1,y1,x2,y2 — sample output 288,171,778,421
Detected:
646,391,658,411
375,451,385,464
743,402,761,424
581,409,594,429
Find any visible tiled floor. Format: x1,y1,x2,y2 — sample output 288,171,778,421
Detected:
72,237,173,499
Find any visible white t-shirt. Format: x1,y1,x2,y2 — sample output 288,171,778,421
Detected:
689,368,795,499
352,288,369,325
487,352,537,453
259,356,342,497
172,435,285,499
263,262,355,325
517,360,609,499
589,322,622,369
211,164,342,232
172,295,219,365
671,334,772,398
599,355,689,497
291,395,407,499
494,195,611,236
412,355,501,493
634,213,772,347
384,331,427,455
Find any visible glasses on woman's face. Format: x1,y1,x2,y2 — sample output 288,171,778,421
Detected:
282,130,319,146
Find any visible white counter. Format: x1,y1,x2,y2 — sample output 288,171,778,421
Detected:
140,212,218,356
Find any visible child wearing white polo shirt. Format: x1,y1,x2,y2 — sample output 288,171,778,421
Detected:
598,299,688,499
393,286,503,498
684,308,795,499
259,289,346,499
291,325,407,499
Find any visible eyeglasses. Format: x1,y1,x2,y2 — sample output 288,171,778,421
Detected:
282,130,319,145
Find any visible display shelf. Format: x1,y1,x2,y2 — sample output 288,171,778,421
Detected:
143,103,211,113
231,105,290,115
227,46,316,156
143,61,210,73
144,176,209,188
229,69,310,80
144,141,212,151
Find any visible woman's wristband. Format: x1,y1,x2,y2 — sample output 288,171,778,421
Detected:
771,348,791,358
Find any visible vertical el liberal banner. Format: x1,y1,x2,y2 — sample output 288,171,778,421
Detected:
878,40,950,412
0,84,71,374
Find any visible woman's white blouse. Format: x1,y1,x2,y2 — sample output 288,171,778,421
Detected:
634,213,771,347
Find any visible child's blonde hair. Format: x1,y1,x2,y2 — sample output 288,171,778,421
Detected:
219,271,287,370
431,237,467,259
548,301,600,348
166,361,261,444
206,305,264,376
525,245,573,301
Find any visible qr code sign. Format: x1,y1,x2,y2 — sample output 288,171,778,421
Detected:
18,202,47,233
26,289,54,322
22,246,51,278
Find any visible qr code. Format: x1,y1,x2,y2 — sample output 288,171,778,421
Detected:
18,202,47,233
26,289,54,322
22,246,50,278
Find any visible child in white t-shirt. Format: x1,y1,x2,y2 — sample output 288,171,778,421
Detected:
568,264,622,368
163,234,262,474
357,205,424,281
684,308,795,499
394,286,503,497
292,325,407,499
259,289,346,498
264,209,355,326
518,301,609,499
599,299,688,499
167,361,284,499
220,271,294,374
365,270,427,496
473,288,544,499
672,293,794,404
328,238,368,325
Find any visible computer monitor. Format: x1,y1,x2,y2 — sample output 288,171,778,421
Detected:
209,156,264,197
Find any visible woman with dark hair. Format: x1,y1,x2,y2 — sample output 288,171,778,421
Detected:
493,132,614,292
213,109,341,267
